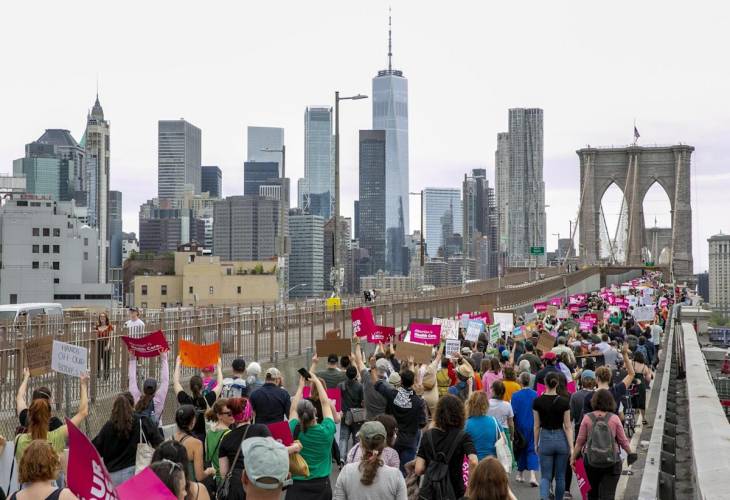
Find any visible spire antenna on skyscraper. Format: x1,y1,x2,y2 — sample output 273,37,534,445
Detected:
388,7,392,72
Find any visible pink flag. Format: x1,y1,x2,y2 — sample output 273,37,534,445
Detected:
352,307,376,338
66,418,119,500
302,386,342,412
409,323,441,345
117,468,176,499
574,458,592,499
368,325,395,344
549,297,563,307
533,302,548,312
579,320,593,332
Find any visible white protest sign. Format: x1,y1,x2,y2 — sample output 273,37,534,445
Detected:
494,312,514,333
633,306,655,322
465,320,482,342
51,341,87,377
523,312,538,323
434,318,459,340
460,314,470,329
445,339,461,359
627,295,638,308
556,308,570,319
488,323,501,345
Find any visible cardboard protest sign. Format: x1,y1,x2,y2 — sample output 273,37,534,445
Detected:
267,420,294,446
395,341,432,364
409,323,441,345
325,330,340,340
445,339,461,359
51,341,87,377
557,308,570,319
117,467,175,499
351,307,376,338
533,302,548,313
633,305,655,322
179,340,220,368
574,458,592,499
368,325,394,344
67,418,119,500
25,336,54,376
302,386,342,412
121,330,168,358
536,332,556,354
493,312,514,333
433,318,459,340
316,338,351,357
546,305,558,317
488,323,501,345
465,320,482,342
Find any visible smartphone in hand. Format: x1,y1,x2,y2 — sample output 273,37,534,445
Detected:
298,367,312,380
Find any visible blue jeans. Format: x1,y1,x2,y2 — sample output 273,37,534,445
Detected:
339,422,362,461
538,429,569,500
394,430,420,476
109,466,135,486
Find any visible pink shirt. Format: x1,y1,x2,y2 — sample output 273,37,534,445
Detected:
482,371,503,399
575,411,631,455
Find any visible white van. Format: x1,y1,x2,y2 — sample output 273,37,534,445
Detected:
0,303,64,326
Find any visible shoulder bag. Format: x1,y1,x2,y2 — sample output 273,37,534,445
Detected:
135,419,155,473
217,425,249,499
492,417,512,472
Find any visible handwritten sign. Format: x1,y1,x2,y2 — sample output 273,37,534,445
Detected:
536,332,556,354
51,341,87,377
465,320,483,342
633,305,655,322
117,467,175,499
488,323,501,345
25,336,54,376
433,318,459,340
494,312,514,333
67,418,119,499
179,340,220,368
395,341,432,365
351,307,375,338
316,338,351,357
409,323,441,345
121,330,168,358
546,305,558,317
445,339,461,359
557,308,570,319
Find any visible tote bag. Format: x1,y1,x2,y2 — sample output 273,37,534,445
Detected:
135,419,155,473
493,417,512,472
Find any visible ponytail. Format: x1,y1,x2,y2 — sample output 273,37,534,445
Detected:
358,434,386,485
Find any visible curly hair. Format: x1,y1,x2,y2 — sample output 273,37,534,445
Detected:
466,391,489,418
434,394,465,431
19,439,60,483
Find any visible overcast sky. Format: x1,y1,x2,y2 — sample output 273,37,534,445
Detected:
1,0,727,273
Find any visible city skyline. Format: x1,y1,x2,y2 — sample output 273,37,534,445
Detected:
1,1,728,273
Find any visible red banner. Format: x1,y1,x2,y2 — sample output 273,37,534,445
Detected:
533,302,548,312
67,418,119,500
368,325,395,344
409,323,441,346
121,330,169,358
351,307,376,338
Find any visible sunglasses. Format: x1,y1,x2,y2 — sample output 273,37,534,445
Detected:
161,459,182,474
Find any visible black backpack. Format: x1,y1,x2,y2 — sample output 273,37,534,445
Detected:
419,430,464,500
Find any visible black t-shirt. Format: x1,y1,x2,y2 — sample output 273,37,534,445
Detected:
218,423,271,500
92,415,164,472
18,408,63,431
417,428,475,499
249,383,291,424
338,380,364,412
532,394,571,430
177,390,216,440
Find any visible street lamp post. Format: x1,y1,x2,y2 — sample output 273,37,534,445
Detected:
552,232,561,265
261,145,287,305
332,91,367,297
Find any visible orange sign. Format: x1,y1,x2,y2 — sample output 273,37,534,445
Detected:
179,340,220,368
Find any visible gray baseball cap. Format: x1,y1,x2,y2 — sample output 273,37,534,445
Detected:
242,437,291,490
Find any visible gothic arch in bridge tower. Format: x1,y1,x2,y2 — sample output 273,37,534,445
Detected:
576,144,694,280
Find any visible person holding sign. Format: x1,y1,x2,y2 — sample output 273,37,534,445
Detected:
9,440,76,500
16,368,63,432
129,349,169,425
15,372,89,466
173,356,223,442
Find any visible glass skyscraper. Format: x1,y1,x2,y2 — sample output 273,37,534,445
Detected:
303,106,334,219
358,130,387,273
423,188,463,259
158,119,202,200
372,17,409,275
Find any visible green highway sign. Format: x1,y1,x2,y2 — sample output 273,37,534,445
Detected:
530,246,545,255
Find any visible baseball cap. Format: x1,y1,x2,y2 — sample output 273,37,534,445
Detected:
388,372,401,387
242,437,291,490
143,378,157,393
357,421,387,442
581,369,596,381
541,351,557,361
265,367,281,379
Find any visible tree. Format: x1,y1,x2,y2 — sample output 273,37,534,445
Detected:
709,311,728,327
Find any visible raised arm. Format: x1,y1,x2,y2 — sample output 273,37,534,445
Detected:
154,351,170,416
128,355,141,402
173,356,184,395
212,358,224,397
16,368,30,416
353,337,365,372
289,376,305,421
620,343,635,388
312,375,333,420
64,373,90,436
309,353,319,374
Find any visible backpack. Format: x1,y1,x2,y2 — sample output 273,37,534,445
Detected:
418,430,464,500
585,413,619,467
221,377,247,399
422,368,436,391
635,344,649,361
136,399,159,427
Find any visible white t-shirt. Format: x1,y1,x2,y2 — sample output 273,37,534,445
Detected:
650,324,663,346
125,318,146,337
487,399,514,429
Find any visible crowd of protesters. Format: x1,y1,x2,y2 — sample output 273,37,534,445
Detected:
0,273,681,500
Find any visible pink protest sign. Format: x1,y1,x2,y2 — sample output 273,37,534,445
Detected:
603,310,611,322
117,467,176,499
533,302,548,313
302,386,342,412
267,420,294,446
351,307,376,338
574,457,592,499
409,323,441,345
67,418,119,500
121,330,169,358
568,304,582,313
579,320,593,332
549,297,563,307
583,313,598,324
567,380,577,394
368,325,395,344
462,455,470,488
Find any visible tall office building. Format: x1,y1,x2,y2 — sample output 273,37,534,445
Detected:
213,196,282,261
354,200,360,240
289,211,324,297
108,190,123,268
158,120,202,200
139,199,205,254
372,14,409,275
708,233,730,314
463,169,499,278
303,106,334,218
201,166,222,198
506,108,545,267
246,126,284,169
423,188,462,259
244,162,279,196
82,95,111,282
495,132,510,254
358,130,387,273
